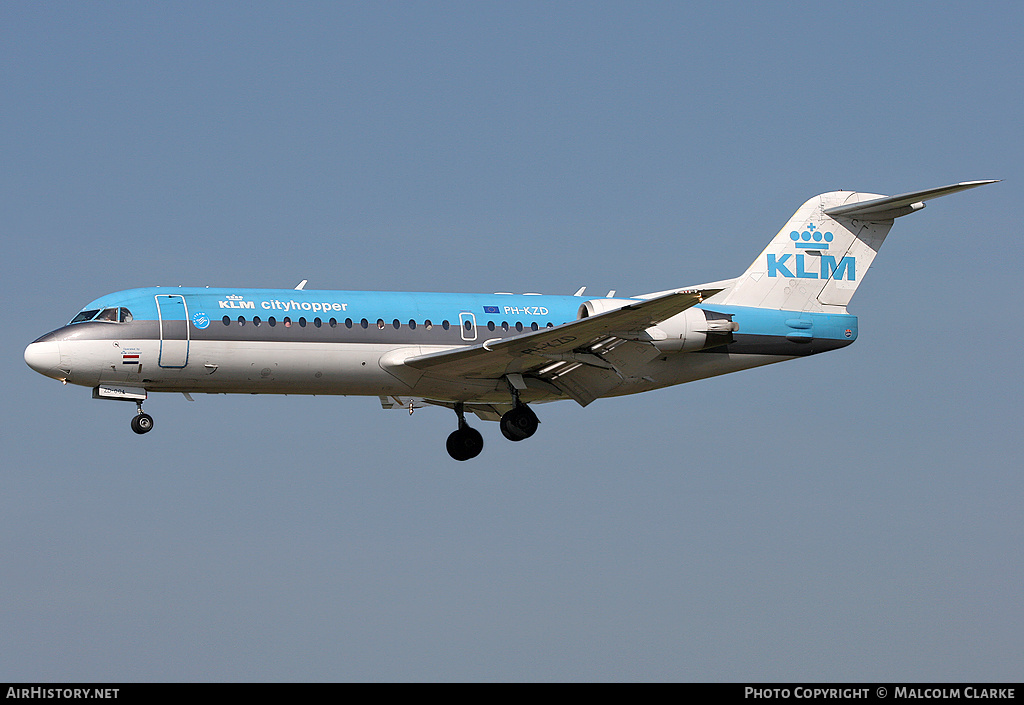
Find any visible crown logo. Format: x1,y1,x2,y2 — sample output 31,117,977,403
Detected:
226,294,244,300
789,223,833,250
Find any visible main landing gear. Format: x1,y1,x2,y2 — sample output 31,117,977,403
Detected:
446,403,484,461
499,376,539,443
130,401,154,435
499,402,539,442
445,383,541,460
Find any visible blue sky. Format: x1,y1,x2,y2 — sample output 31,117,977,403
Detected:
2,2,1021,681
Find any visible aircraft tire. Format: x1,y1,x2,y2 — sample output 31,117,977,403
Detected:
131,413,154,435
446,427,483,461
500,405,539,442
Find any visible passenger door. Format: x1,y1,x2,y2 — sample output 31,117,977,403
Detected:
155,294,190,368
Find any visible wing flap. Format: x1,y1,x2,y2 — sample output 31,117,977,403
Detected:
547,364,623,406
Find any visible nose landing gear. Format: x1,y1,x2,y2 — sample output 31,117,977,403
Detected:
130,402,154,435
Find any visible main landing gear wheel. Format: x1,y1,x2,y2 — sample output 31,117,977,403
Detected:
500,403,539,442
447,424,484,461
446,402,483,461
131,412,154,435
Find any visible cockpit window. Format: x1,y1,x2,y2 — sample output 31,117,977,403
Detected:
70,307,133,324
70,309,100,324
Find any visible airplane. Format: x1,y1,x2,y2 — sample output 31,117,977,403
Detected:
25,180,997,460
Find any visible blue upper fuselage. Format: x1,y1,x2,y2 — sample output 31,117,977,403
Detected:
76,287,583,329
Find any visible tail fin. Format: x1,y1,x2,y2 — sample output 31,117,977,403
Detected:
720,181,997,311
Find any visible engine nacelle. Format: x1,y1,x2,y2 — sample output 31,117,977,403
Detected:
647,308,739,352
577,298,737,353
577,298,638,319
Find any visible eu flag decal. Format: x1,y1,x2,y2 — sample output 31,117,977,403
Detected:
483,306,500,314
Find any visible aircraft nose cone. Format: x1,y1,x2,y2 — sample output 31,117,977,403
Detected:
24,341,63,378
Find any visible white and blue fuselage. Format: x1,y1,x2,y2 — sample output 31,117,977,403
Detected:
24,181,995,459
25,286,856,401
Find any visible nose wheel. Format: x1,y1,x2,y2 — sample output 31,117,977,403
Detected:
130,402,154,435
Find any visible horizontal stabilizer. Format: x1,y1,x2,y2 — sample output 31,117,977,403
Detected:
824,180,998,221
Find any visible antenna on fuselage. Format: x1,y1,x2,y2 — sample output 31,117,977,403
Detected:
295,280,307,290
573,286,586,296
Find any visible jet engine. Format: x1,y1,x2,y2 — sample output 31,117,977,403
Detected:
577,298,737,352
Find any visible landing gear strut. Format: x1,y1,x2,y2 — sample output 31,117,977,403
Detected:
130,402,154,435
446,403,483,461
499,377,539,442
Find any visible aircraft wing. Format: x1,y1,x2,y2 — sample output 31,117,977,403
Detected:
399,289,719,405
